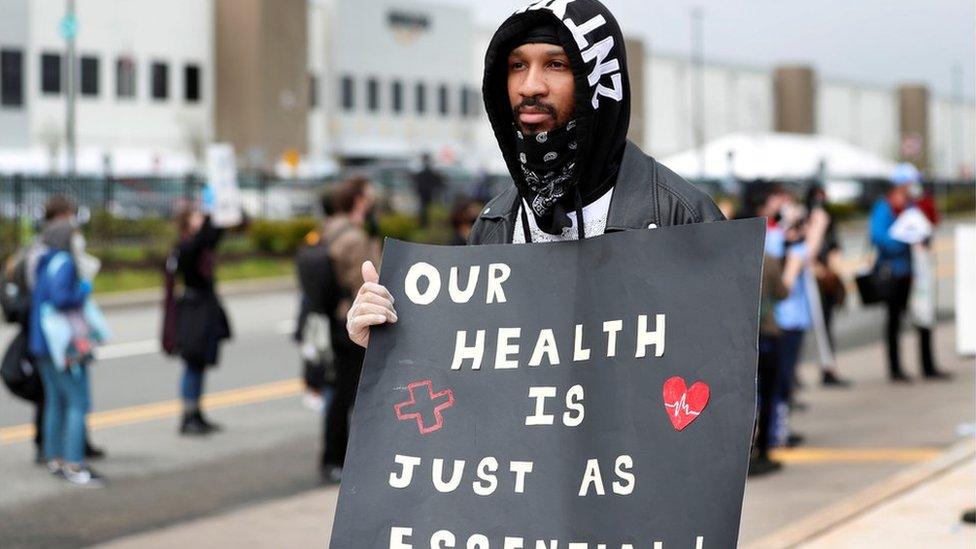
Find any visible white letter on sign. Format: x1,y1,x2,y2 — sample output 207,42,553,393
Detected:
486,263,511,304
390,526,413,548
451,330,485,370
636,314,666,358
525,387,557,425
404,262,440,305
389,454,421,489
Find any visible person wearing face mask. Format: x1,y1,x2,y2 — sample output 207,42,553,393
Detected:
318,176,381,484
344,0,723,352
29,209,109,487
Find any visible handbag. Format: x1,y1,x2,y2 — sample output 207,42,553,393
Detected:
855,258,893,305
1,330,43,402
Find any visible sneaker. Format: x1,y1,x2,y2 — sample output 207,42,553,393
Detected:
923,370,953,382
84,443,107,460
890,372,912,383
303,392,325,413
45,459,63,476
821,370,852,388
61,465,105,488
180,414,215,436
962,508,976,524
196,412,223,433
320,464,343,485
748,456,783,477
787,433,805,448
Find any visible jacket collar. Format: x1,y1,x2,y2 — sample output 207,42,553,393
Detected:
477,140,658,232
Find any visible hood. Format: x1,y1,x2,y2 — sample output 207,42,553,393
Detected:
482,0,631,212
41,219,75,252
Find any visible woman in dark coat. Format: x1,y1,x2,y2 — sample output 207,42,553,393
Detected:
167,206,232,435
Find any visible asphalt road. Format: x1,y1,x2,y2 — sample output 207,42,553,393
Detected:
0,222,968,548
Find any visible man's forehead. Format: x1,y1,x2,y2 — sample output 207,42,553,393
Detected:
509,43,568,57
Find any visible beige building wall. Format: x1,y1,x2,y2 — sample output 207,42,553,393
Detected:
625,37,645,150
774,66,816,134
899,84,929,172
216,0,307,170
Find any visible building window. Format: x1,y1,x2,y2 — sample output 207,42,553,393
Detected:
340,75,354,111
367,78,379,112
460,86,469,117
184,64,201,102
40,53,61,95
391,80,403,114
116,57,136,98
308,74,318,109
469,88,481,117
415,82,426,114
79,56,99,97
438,84,448,116
0,50,23,106
151,62,168,100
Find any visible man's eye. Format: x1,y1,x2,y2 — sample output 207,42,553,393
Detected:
549,61,567,69
510,61,525,70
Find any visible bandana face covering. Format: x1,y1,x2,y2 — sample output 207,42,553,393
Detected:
514,119,579,224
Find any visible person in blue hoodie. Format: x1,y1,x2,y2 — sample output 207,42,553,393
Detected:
869,164,949,382
29,218,105,487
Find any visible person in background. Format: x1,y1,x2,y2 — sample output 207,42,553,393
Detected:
168,201,232,435
413,153,445,228
870,165,950,382
742,182,789,476
771,190,830,448
29,213,108,486
449,197,482,246
319,176,380,483
2,197,105,464
805,185,850,387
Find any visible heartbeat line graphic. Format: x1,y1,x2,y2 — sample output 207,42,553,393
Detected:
665,393,701,417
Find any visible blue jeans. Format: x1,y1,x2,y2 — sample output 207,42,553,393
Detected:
771,328,805,446
37,357,89,463
181,363,205,402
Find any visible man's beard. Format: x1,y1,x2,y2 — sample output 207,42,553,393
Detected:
512,97,563,135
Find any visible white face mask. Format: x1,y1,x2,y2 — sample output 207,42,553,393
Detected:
71,232,86,256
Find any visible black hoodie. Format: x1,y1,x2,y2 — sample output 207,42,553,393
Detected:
483,0,630,218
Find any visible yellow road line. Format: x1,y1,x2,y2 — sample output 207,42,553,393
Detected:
0,378,304,445
771,447,941,463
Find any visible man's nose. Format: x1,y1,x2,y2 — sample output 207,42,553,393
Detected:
519,66,548,98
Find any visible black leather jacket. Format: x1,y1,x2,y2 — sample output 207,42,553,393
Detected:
469,141,725,245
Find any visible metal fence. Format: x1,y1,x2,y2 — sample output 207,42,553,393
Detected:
0,173,328,258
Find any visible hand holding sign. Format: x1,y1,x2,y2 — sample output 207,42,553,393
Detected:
347,260,397,348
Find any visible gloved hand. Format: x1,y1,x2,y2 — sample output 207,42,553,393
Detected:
79,279,93,296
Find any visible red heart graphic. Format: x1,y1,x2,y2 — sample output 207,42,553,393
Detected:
662,376,710,431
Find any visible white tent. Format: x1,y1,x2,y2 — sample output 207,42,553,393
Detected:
660,132,898,181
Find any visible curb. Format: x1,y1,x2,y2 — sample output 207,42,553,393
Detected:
94,276,296,310
746,436,976,549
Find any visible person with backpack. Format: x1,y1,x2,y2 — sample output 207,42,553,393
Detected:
2,196,105,465
317,176,380,484
162,201,233,435
29,213,110,487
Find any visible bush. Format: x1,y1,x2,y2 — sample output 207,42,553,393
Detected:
377,212,420,241
248,217,318,255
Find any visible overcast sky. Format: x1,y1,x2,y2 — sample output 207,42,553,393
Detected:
442,0,975,100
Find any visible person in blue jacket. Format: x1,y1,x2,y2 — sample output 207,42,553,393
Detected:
29,217,105,487
869,164,948,382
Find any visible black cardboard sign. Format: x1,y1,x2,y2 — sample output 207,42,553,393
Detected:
330,218,765,549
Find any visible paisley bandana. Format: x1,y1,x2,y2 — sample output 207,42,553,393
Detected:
513,118,580,220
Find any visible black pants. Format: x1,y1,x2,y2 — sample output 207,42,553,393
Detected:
321,346,365,468
755,335,780,459
885,276,936,377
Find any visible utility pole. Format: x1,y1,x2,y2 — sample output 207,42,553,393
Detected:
951,63,963,179
63,0,77,176
691,7,705,183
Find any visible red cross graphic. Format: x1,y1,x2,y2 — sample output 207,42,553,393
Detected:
394,379,455,435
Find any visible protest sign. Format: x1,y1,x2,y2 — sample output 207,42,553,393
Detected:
330,218,765,548
205,143,243,228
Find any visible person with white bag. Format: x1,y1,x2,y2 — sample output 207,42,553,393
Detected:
869,163,951,382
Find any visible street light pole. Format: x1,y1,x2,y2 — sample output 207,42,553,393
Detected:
691,7,705,183
64,0,77,176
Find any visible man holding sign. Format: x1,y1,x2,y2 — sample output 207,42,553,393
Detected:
333,1,763,547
